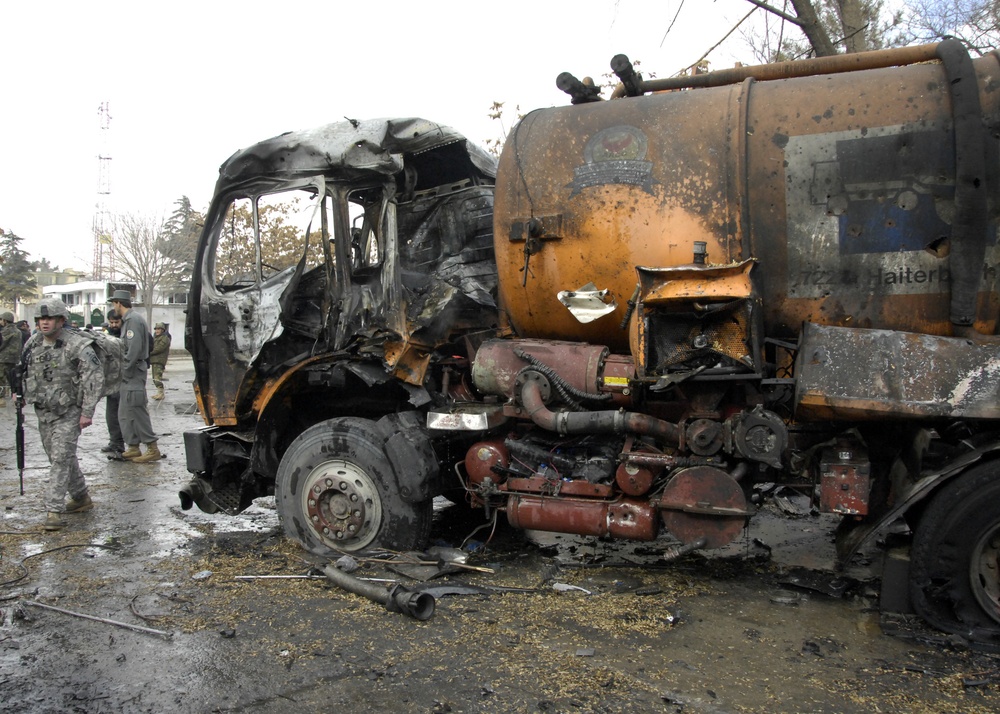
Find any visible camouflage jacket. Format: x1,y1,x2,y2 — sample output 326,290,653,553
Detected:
21,328,105,418
0,323,20,364
149,332,171,366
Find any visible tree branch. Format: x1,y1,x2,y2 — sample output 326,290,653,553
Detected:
684,8,760,73
743,0,801,26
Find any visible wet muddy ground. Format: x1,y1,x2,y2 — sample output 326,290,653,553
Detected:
2,355,999,713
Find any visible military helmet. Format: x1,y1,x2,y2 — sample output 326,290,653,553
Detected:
36,298,70,320
0,310,14,322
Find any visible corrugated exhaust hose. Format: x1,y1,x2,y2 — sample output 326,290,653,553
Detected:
321,564,435,620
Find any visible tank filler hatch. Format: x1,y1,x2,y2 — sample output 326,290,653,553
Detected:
633,260,760,383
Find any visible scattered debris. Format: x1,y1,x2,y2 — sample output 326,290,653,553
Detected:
772,487,810,516
769,590,804,606
661,537,708,562
234,575,324,581
779,568,855,598
335,555,360,573
553,583,592,595
321,564,435,620
377,550,495,582
410,583,491,599
23,600,173,639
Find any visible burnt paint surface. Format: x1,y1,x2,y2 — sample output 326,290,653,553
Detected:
188,119,498,429
494,54,1000,346
794,323,1000,420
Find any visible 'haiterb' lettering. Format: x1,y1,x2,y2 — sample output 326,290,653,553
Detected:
876,267,951,286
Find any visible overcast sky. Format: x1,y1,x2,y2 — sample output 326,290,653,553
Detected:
1,0,762,270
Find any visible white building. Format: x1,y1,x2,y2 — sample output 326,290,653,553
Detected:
42,281,188,335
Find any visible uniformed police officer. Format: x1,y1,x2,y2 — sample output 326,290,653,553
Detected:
19,298,104,531
107,290,159,462
100,309,125,457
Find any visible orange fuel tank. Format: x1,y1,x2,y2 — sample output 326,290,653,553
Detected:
494,44,1000,352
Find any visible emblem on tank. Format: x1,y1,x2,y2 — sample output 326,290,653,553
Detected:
569,125,654,196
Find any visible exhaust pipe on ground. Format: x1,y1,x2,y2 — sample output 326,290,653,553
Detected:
321,564,435,620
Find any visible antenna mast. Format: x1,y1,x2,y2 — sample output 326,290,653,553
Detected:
92,101,114,280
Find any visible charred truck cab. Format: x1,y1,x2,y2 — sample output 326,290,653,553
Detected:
186,44,1000,648
183,118,498,549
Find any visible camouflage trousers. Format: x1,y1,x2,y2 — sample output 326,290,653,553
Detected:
151,363,166,389
0,361,13,397
36,405,87,513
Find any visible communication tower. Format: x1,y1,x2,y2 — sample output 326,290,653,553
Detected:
92,101,114,279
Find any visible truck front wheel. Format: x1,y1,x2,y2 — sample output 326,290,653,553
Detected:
909,462,1000,650
276,417,432,556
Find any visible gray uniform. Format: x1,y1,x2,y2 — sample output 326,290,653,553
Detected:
22,329,105,512
118,309,156,445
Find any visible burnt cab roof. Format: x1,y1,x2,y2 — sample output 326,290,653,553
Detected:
214,117,497,194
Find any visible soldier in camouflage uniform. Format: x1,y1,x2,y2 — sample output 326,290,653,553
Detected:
19,298,104,531
0,310,21,408
149,322,171,400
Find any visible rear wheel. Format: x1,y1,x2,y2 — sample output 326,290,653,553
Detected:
276,417,432,556
909,462,1000,650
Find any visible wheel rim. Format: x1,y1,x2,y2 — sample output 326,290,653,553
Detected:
970,518,1000,626
301,459,382,551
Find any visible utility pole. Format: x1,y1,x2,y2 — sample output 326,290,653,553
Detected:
92,101,114,280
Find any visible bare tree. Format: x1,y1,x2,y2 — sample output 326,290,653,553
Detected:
900,0,1000,55
112,212,187,324
740,1,901,59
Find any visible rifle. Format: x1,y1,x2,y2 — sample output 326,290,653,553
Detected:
15,395,24,495
9,358,27,495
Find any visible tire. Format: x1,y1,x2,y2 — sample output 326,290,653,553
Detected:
909,461,1000,650
276,417,432,556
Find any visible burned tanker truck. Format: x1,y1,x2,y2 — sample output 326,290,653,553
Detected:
183,41,1000,645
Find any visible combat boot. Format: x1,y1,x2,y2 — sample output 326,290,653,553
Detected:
65,493,94,513
121,445,142,460
44,512,65,531
151,387,164,401
133,441,162,463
